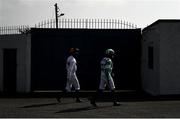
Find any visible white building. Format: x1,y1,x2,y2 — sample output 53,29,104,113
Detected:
142,20,180,95
0,34,31,93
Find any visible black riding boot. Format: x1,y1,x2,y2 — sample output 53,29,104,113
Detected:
75,90,82,103
111,90,120,106
90,89,103,107
56,89,67,103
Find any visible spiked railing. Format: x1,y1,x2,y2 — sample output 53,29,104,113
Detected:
35,18,137,29
0,19,138,35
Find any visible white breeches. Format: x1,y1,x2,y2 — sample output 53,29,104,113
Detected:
65,73,80,92
99,74,115,90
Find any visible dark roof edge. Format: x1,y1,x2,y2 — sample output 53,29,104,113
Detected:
142,19,180,32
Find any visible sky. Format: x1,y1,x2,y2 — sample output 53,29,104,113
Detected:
0,0,180,28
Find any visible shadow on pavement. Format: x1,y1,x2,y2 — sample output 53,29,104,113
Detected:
20,102,59,108
55,105,113,113
19,99,89,108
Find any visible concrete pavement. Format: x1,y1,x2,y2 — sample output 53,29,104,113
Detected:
1,92,180,118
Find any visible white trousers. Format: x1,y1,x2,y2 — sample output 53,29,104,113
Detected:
65,73,80,92
99,73,115,90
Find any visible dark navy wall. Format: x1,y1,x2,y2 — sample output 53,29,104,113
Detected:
31,28,141,91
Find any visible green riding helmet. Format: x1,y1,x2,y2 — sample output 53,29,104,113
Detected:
105,49,115,55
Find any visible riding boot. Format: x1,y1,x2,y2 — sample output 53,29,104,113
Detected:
111,90,120,106
90,89,103,107
75,90,82,103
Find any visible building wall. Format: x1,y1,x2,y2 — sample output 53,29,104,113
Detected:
159,21,180,95
142,24,160,95
0,34,31,93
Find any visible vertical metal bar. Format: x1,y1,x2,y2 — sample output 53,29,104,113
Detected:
120,20,121,29
117,20,119,29
9,26,13,34
61,18,63,28
3,27,6,34
94,19,95,29
0,27,2,34
88,19,90,29
19,26,20,34
115,19,117,29
44,20,46,28
73,19,75,28
50,19,52,28
48,19,50,28
76,19,79,29
109,19,110,29
13,26,14,34
92,19,94,29
132,23,134,29
7,26,9,34
4,27,6,34
85,19,87,29
13,26,16,33
103,19,105,29
129,22,131,29
4,27,5,34
12,26,14,34
126,21,128,29
9,26,11,34
5,26,7,34
40,21,42,28
22,25,24,33
11,26,13,34
124,21,126,29
101,19,102,29
2,27,4,34
60,18,62,28
11,26,12,34
122,21,124,29
97,19,99,29
79,19,81,28
82,19,84,28
4,26,6,34
14,26,16,34
53,19,54,28
64,18,66,28
70,19,72,29
106,19,108,29
67,19,69,28
58,18,60,28
6,26,8,34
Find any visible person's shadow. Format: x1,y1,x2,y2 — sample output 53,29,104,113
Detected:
19,99,89,108
19,101,78,108
55,105,113,113
19,102,59,108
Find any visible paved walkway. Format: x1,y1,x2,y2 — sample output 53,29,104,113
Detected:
0,97,180,118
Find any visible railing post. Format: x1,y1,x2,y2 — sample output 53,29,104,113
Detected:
70,19,73,28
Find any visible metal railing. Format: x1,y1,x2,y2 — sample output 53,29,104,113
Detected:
35,18,137,29
0,19,138,35
0,25,30,35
